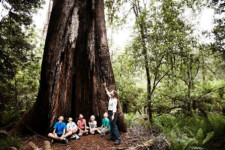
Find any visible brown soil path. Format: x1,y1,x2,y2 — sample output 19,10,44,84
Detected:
22,132,151,150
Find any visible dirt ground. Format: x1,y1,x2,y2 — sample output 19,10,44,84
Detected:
21,130,151,150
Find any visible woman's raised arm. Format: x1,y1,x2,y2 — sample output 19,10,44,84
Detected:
103,83,111,98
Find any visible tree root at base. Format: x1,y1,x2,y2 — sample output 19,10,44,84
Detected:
28,141,52,150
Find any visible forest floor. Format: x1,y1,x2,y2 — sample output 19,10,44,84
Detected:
21,129,152,150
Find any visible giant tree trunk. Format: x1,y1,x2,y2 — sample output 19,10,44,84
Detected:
14,0,127,134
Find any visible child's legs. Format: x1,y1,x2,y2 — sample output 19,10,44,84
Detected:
91,128,97,131
94,128,101,134
90,128,95,133
64,131,73,138
98,127,102,131
101,128,109,135
91,128,101,134
72,129,78,135
48,133,59,140
79,129,84,133
79,128,88,134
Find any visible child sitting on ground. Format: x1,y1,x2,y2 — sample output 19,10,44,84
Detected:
89,115,101,134
67,117,80,140
77,114,88,136
48,116,71,144
99,112,111,137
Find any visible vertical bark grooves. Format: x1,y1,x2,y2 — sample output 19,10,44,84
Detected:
72,0,94,121
94,0,127,131
13,0,127,135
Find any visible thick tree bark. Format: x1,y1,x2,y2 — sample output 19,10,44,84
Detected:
14,0,127,134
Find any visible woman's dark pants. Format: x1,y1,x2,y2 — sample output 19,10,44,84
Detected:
108,111,121,142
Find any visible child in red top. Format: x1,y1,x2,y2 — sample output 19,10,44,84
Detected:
77,114,88,136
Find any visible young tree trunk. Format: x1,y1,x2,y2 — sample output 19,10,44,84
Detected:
13,0,127,134
133,2,152,123
14,76,19,110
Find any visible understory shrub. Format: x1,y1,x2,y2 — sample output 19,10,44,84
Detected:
125,113,151,136
153,112,225,150
0,136,21,150
0,110,22,128
124,113,136,127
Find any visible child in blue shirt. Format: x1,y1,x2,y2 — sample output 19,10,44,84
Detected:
48,116,72,144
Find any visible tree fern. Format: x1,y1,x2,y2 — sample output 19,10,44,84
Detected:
195,128,204,145
202,132,214,145
208,113,225,140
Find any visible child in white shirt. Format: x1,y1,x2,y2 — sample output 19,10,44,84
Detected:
88,115,101,134
67,117,79,140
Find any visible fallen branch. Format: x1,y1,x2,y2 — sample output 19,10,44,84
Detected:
129,138,156,150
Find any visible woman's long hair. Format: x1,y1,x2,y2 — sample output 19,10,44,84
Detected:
112,90,118,99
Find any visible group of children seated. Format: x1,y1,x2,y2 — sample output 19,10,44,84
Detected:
48,112,110,144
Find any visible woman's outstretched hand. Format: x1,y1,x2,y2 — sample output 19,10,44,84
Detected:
103,83,106,87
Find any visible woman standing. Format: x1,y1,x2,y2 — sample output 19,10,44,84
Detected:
103,83,121,145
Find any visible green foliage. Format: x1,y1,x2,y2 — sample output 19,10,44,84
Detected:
0,39,42,116
169,131,201,150
105,0,128,28
124,113,151,132
0,110,22,127
115,0,208,118
0,0,43,80
0,0,43,113
110,0,225,149
0,0,43,127
153,113,225,150
134,115,151,130
113,52,146,113
0,136,21,150
124,113,135,127
203,132,214,145
112,0,225,121
208,113,225,141
153,114,177,133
